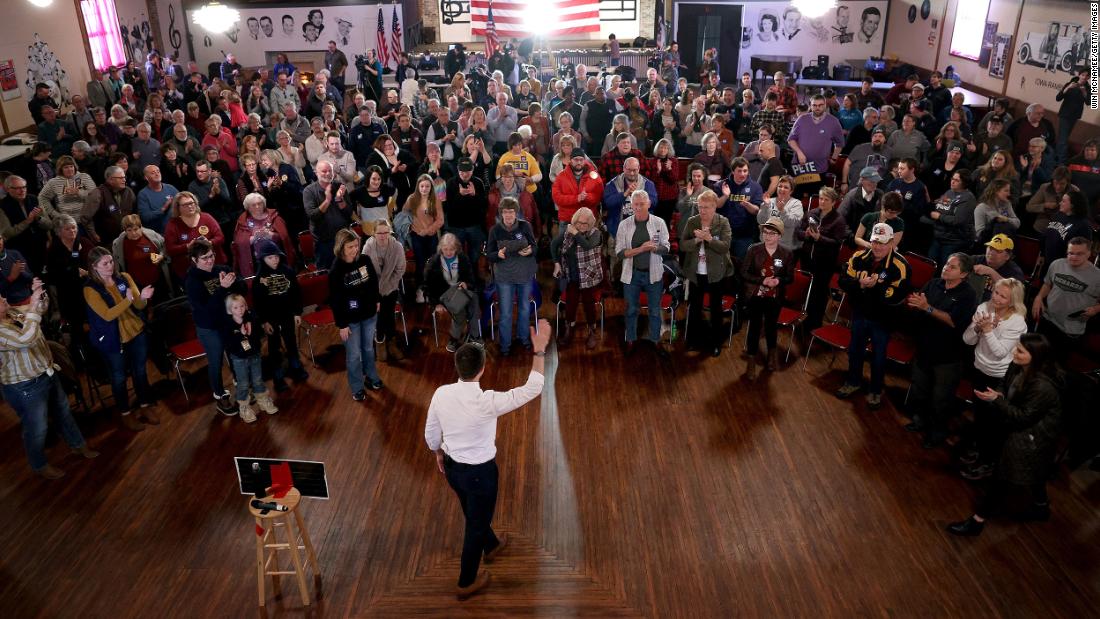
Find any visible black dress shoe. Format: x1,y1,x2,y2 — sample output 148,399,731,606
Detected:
904,418,926,433
711,346,721,358
947,517,985,536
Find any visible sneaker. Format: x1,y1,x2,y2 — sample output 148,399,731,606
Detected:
415,288,427,304
215,394,238,416
367,379,384,391
352,390,367,401
960,463,994,480
834,383,860,399
238,401,258,423
446,338,460,353
865,392,882,410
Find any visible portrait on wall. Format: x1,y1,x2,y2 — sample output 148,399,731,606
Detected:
307,9,325,39
1015,20,1085,75
337,19,354,47
247,16,260,40
281,14,296,39
832,5,854,43
756,12,780,43
259,16,274,38
989,33,1012,79
781,6,802,41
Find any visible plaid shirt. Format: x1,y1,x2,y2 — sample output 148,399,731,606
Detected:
599,149,654,183
767,85,799,119
750,109,788,139
651,156,681,201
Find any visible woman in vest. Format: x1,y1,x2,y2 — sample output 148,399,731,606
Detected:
83,247,157,431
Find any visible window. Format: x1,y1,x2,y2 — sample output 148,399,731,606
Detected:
949,0,992,61
80,0,127,70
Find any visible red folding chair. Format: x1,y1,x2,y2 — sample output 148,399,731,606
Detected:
297,230,317,271
638,291,678,344
683,293,737,347
163,304,206,402
777,270,813,362
904,251,938,291
554,287,605,335
802,323,852,371
296,270,333,365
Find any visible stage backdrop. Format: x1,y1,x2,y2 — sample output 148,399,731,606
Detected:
184,3,405,88
437,0,641,45
730,1,889,79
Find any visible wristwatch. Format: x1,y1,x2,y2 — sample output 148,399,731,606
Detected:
926,306,934,315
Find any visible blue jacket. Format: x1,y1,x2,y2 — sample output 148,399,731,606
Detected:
602,174,657,238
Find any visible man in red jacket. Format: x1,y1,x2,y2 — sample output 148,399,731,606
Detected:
551,148,604,232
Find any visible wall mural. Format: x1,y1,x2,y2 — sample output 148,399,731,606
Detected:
438,0,640,44
23,33,73,108
184,4,404,88
120,13,157,64
156,0,192,64
736,1,887,78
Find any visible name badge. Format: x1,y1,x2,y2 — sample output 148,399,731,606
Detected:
142,246,151,253
117,283,128,295
247,220,255,228
349,299,359,310
108,205,118,212
180,233,189,241
358,266,369,279
773,258,784,268
241,339,251,351
71,251,79,258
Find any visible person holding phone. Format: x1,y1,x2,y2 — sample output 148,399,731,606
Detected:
1055,68,1091,164
487,198,538,356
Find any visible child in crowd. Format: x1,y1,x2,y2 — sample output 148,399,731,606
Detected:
223,293,278,422
251,239,308,392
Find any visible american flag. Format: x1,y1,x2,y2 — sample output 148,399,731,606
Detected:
390,7,403,67
471,0,601,39
376,7,390,69
484,0,500,59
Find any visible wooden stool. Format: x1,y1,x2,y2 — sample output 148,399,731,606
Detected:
249,488,319,607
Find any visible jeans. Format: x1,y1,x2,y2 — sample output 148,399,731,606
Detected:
449,225,487,270
909,354,966,439
345,315,381,391
196,326,228,397
443,456,501,587
928,239,968,271
230,354,267,401
623,269,664,343
101,332,151,411
1056,117,1076,164
730,235,754,260
315,237,335,271
2,372,87,471
496,280,532,352
845,313,891,395
410,233,439,287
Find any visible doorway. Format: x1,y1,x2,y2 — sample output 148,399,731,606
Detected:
673,2,742,84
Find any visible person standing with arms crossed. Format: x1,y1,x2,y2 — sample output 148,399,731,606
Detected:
424,319,552,600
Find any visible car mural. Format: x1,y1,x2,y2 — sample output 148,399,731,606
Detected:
1016,22,1086,73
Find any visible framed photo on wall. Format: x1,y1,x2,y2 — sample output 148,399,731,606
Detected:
988,33,1012,78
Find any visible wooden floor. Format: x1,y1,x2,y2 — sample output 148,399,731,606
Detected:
1,295,1098,618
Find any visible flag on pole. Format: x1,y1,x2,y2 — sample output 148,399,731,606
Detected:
484,0,500,59
376,7,390,69
391,7,403,67
471,1,601,39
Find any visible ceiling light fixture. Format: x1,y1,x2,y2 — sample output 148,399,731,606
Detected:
791,0,837,20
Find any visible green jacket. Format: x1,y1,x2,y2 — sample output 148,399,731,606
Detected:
679,213,733,283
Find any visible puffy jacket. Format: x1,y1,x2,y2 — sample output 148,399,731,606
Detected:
550,162,603,224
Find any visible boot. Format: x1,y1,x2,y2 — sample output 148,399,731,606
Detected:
255,392,279,415
119,411,145,432
139,407,161,425
558,322,573,346
73,445,100,459
585,326,598,350
766,348,779,372
745,353,760,381
37,464,65,480
386,338,405,361
237,400,258,423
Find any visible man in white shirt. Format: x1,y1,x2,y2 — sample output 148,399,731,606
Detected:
424,319,551,600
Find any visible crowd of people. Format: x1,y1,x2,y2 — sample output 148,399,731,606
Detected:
1,45,1098,535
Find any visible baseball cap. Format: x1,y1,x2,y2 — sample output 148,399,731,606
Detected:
988,114,1005,124
985,233,1015,251
870,223,894,244
760,216,784,235
569,146,587,159
912,83,925,91
457,157,474,171
859,166,882,182
946,141,964,153
871,126,887,136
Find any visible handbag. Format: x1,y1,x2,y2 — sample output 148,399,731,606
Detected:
440,285,472,315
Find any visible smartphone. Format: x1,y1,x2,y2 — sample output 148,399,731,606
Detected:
1067,309,1086,319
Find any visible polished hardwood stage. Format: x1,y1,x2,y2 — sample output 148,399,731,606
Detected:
1,297,1098,618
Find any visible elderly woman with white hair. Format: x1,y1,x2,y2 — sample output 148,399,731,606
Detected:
550,206,603,350
232,192,296,277
426,231,483,353
600,114,638,156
